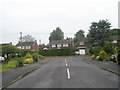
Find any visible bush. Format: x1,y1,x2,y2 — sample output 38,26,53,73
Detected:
24,53,32,59
39,54,44,60
23,58,34,64
39,48,75,56
7,60,19,68
99,50,108,61
89,46,103,56
32,53,40,62
12,57,24,67
91,55,96,59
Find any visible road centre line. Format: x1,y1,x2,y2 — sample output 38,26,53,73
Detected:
67,68,70,79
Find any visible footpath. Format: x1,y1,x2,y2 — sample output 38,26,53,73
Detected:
1,59,48,89
80,56,120,75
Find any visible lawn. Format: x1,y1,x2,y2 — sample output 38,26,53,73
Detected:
0,63,11,72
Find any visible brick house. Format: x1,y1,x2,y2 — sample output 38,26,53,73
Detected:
75,37,91,55
16,40,38,51
111,35,120,47
49,40,74,49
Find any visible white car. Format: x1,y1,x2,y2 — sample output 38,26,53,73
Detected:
0,56,5,62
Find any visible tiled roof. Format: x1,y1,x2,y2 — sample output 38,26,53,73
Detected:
16,42,34,46
49,40,73,45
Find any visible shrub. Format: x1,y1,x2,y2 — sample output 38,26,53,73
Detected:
7,60,19,68
99,50,108,61
23,58,34,64
12,57,24,67
89,46,103,56
39,54,44,60
32,53,40,62
91,55,96,59
24,53,32,59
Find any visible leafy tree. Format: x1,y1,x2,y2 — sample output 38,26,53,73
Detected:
49,27,64,42
74,30,85,43
19,35,35,42
66,37,73,40
87,19,111,46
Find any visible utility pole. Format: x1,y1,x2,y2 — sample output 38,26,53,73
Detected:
20,32,22,49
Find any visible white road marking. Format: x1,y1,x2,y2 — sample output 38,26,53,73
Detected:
67,68,70,79
65,58,67,63
66,63,68,67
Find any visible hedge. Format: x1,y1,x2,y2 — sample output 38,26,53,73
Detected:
39,48,75,56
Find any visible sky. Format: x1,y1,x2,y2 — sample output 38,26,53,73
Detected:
0,0,119,45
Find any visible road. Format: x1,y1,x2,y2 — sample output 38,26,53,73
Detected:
7,57,118,88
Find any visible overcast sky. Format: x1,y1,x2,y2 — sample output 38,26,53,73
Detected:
0,0,119,45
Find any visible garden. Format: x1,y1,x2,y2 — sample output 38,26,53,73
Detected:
0,45,44,72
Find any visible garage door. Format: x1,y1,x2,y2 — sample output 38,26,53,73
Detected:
79,49,86,55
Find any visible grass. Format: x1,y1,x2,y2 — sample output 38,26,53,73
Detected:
0,63,12,72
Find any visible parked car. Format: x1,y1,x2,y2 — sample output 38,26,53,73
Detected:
109,55,116,62
0,56,5,63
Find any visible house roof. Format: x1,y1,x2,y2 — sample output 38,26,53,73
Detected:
49,40,73,45
78,37,88,42
111,35,120,40
0,42,12,46
16,42,35,46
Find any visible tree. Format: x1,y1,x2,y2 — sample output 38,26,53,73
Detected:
49,27,64,42
74,30,85,43
66,37,72,40
19,35,35,42
87,19,111,46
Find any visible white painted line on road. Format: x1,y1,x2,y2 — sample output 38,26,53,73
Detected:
66,63,68,67
65,58,67,63
67,68,70,79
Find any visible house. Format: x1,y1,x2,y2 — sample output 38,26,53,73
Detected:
111,35,120,47
49,40,74,49
16,40,38,51
0,42,12,46
75,37,91,55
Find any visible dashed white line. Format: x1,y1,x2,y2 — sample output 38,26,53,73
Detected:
67,68,70,79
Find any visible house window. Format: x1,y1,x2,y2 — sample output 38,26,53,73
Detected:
80,42,84,45
26,46,31,49
63,44,68,47
17,46,21,49
112,40,117,43
22,46,25,49
57,44,61,48
52,45,56,48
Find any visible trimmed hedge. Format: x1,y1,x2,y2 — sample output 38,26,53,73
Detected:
39,48,75,56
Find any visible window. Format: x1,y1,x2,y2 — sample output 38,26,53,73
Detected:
22,46,25,49
52,45,56,48
57,44,61,48
26,46,31,49
63,44,68,47
17,46,21,49
80,42,84,45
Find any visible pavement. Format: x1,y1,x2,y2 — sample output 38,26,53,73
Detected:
3,56,119,88
1,59,48,89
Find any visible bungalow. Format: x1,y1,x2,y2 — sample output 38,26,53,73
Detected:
49,40,74,49
0,42,12,46
75,37,91,55
111,35,120,47
16,40,38,51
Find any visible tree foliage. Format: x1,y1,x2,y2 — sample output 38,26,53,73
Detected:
49,27,64,42
109,29,120,36
74,30,85,43
87,19,111,46
19,35,35,42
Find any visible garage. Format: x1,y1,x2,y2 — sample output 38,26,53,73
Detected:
79,49,86,55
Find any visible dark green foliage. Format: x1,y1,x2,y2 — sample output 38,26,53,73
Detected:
89,46,103,56
32,53,40,62
49,27,64,42
39,48,75,56
19,35,35,42
103,42,115,55
74,30,85,43
109,29,120,36
87,19,111,46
